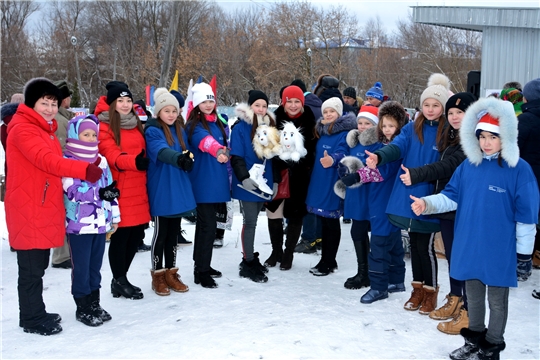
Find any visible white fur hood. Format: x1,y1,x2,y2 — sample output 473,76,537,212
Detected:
235,102,275,126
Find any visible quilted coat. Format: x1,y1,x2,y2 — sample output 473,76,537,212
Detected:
5,104,88,250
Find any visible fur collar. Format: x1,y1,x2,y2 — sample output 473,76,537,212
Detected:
460,97,519,167
315,112,357,137
235,102,275,126
346,127,378,148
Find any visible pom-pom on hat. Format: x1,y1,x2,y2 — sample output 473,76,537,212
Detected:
54,80,73,102
154,87,180,116
170,90,185,108
357,105,379,125
248,90,269,106
378,101,408,128
281,85,305,106
191,83,215,108
343,87,357,99
522,78,540,102
445,92,476,119
365,82,384,102
420,73,451,110
23,77,61,108
106,81,133,105
321,97,343,117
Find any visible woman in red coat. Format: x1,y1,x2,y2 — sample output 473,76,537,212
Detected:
95,81,150,299
6,78,103,336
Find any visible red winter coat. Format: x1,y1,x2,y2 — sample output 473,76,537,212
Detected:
96,98,150,227
6,104,88,250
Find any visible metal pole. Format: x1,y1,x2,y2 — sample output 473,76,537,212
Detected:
307,48,312,84
113,46,117,81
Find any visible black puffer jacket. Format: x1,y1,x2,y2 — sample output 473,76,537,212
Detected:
517,99,540,188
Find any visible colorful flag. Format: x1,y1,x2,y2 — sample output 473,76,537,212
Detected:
182,79,194,120
145,85,151,105
209,75,217,108
150,86,155,106
169,70,179,92
196,75,203,84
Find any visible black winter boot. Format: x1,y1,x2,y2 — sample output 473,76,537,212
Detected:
239,258,268,283
253,252,269,274
344,240,370,289
280,220,302,270
194,270,218,288
265,218,283,267
449,328,487,360
90,289,111,322
74,295,103,327
111,276,144,300
476,337,506,360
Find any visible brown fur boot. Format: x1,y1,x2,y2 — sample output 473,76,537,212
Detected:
533,250,540,269
404,281,424,311
151,269,170,296
419,285,439,315
165,267,189,293
429,294,462,320
437,307,469,335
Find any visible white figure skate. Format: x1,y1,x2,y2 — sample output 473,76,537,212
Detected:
237,161,273,200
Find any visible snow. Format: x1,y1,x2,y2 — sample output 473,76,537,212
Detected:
1,205,539,360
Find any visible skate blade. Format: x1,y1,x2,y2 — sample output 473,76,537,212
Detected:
237,184,273,200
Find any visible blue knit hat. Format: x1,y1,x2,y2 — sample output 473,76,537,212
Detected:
365,82,384,102
170,90,185,108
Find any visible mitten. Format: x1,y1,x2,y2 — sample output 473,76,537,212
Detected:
177,150,194,171
217,147,230,159
242,178,259,191
517,254,532,282
99,180,120,202
360,167,384,183
337,162,350,178
341,172,360,187
85,158,103,183
135,149,149,171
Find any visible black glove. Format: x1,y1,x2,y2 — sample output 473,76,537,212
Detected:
341,172,360,187
135,149,149,171
177,150,194,171
517,254,532,282
99,181,120,202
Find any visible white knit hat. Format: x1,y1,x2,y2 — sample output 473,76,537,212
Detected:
192,83,215,108
153,87,179,116
420,73,451,110
321,97,343,117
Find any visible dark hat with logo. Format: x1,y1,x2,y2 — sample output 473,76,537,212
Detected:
105,81,133,105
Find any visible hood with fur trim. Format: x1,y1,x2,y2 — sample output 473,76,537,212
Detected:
315,112,357,137
235,102,275,126
346,126,378,148
460,97,519,167
1,103,19,124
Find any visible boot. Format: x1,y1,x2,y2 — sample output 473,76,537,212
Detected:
403,281,424,311
476,337,506,360
265,218,283,267
74,295,103,327
429,293,462,320
239,258,268,283
165,267,189,292
449,328,486,360
419,285,439,315
344,240,370,289
253,252,269,274
20,313,62,328
360,288,389,304
23,316,63,336
90,289,111,322
437,307,469,335
151,269,170,296
280,220,302,271
194,270,218,288
111,276,144,299
533,250,540,269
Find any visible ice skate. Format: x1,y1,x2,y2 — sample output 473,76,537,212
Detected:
237,162,273,200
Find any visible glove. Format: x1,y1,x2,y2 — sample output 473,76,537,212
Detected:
177,150,194,171
272,182,279,200
517,254,532,282
99,181,120,202
135,149,149,171
337,162,349,178
341,172,360,187
241,178,259,191
85,158,103,183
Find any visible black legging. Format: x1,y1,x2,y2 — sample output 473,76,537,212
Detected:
109,224,146,280
409,231,438,287
150,216,181,270
193,203,218,272
320,216,341,267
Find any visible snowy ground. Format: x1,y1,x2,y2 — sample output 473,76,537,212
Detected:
1,205,539,360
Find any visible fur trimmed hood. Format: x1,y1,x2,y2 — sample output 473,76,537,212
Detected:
1,102,19,122
345,126,378,148
316,112,357,137
235,102,275,126
460,97,519,167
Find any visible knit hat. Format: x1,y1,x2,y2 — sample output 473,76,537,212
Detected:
64,114,100,163
191,83,215,108
313,74,339,97
499,88,524,115
170,90,185,108
378,101,407,128
106,81,133,105
154,87,179,116
343,87,357,99
365,82,384,102
281,85,305,106
357,105,379,125
290,79,307,93
420,73,451,110
522,78,540,102
23,77,61,108
475,112,500,138
248,90,269,106
53,80,72,102
321,97,343,117
445,92,476,119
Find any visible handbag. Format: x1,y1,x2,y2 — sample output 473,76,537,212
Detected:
274,169,290,200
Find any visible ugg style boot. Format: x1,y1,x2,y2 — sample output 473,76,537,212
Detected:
165,268,189,292
404,281,424,310
449,328,486,360
74,295,103,327
476,337,506,360
151,269,170,296
437,307,469,335
430,294,462,320
344,240,370,289
533,250,540,269
239,258,268,283
419,285,439,315
265,218,284,267
89,289,111,322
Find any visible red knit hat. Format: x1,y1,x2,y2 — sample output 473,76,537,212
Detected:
281,85,305,106
475,111,500,138
357,105,379,125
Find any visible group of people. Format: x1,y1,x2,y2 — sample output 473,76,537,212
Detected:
3,73,540,360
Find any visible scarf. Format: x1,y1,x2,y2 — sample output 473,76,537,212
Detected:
98,111,139,129
64,138,99,163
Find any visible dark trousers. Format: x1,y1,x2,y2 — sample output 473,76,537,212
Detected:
368,230,405,291
68,233,106,298
17,249,50,327
240,201,264,261
319,216,341,267
351,219,370,243
301,212,322,242
151,216,181,270
440,219,467,307
193,203,218,272
409,231,438,287
108,224,146,280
